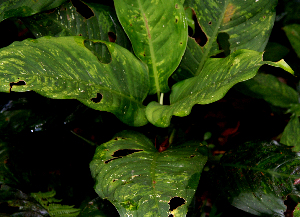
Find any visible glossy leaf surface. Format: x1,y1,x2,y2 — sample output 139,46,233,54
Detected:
0,36,149,126
114,0,188,95
281,115,300,152
235,73,299,108
179,0,277,78
0,0,67,22
90,130,208,216
284,24,300,58
220,140,300,216
146,50,293,127
22,1,131,63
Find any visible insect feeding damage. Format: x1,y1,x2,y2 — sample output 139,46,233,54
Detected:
104,148,143,164
9,80,26,92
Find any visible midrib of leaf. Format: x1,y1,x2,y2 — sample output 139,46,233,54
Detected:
195,2,228,76
150,153,161,216
137,0,160,100
10,72,144,106
223,163,300,179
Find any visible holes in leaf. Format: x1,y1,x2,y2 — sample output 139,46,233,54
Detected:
175,3,179,9
175,16,179,24
190,12,207,46
105,149,143,164
71,0,94,19
10,80,26,92
90,93,102,103
208,21,212,25
108,32,116,42
216,32,230,57
169,197,186,211
84,40,112,64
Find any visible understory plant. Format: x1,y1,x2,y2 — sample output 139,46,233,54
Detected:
0,0,300,216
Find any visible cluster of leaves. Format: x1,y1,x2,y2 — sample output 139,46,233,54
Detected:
0,0,300,216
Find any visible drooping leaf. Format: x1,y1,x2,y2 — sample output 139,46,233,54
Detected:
0,0,67,22
175,0,278,81
146,50,294,127
90,130,208,216
0,36,149,126
22,1,131,63
219,140,300,216
281,115,300,152
235,73,299,108
283,24,300,58
114,0,188,95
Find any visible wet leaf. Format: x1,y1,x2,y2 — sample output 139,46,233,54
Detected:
281,115,300,152
219,140,300,216
146,50,293,127
90,130,208,216
235,73,299,108
114,0,188,95
283,24,300,58
0,0,67,22
0,36,149,127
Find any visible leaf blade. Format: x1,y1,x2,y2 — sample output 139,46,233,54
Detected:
114,0,188,95
0,36,149,126
90,130,208,216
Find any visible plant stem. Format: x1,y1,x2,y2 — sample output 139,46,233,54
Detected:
159,92,164,105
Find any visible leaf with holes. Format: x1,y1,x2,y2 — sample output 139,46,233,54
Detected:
175,0,278,81
114,0,188,95
219,140,300,216
0,36,149,126
0,0,67,22
146,49,293,127
90,130,208,216
22,1,131,63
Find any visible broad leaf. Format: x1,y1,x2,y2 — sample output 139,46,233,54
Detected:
0,0,67,22
283,24,300,58
146,50,293,127
281,115,300,152
178,0,277,78
219,140,300,216
114,0,188,95
0,36,149,126
235,73,299,108
22,1,131,63
90,130,208,216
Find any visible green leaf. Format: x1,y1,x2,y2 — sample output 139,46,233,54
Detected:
0,0,67,22
146,50,294,127
219,140,300,216
295,203,300,217
0,36,149,126
90,130,208,216
22,1,131,56
283,24,300,58
235,73,299,108
182,0,277,76
281,115,300,152
114,0,188,95
263,42,289,62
